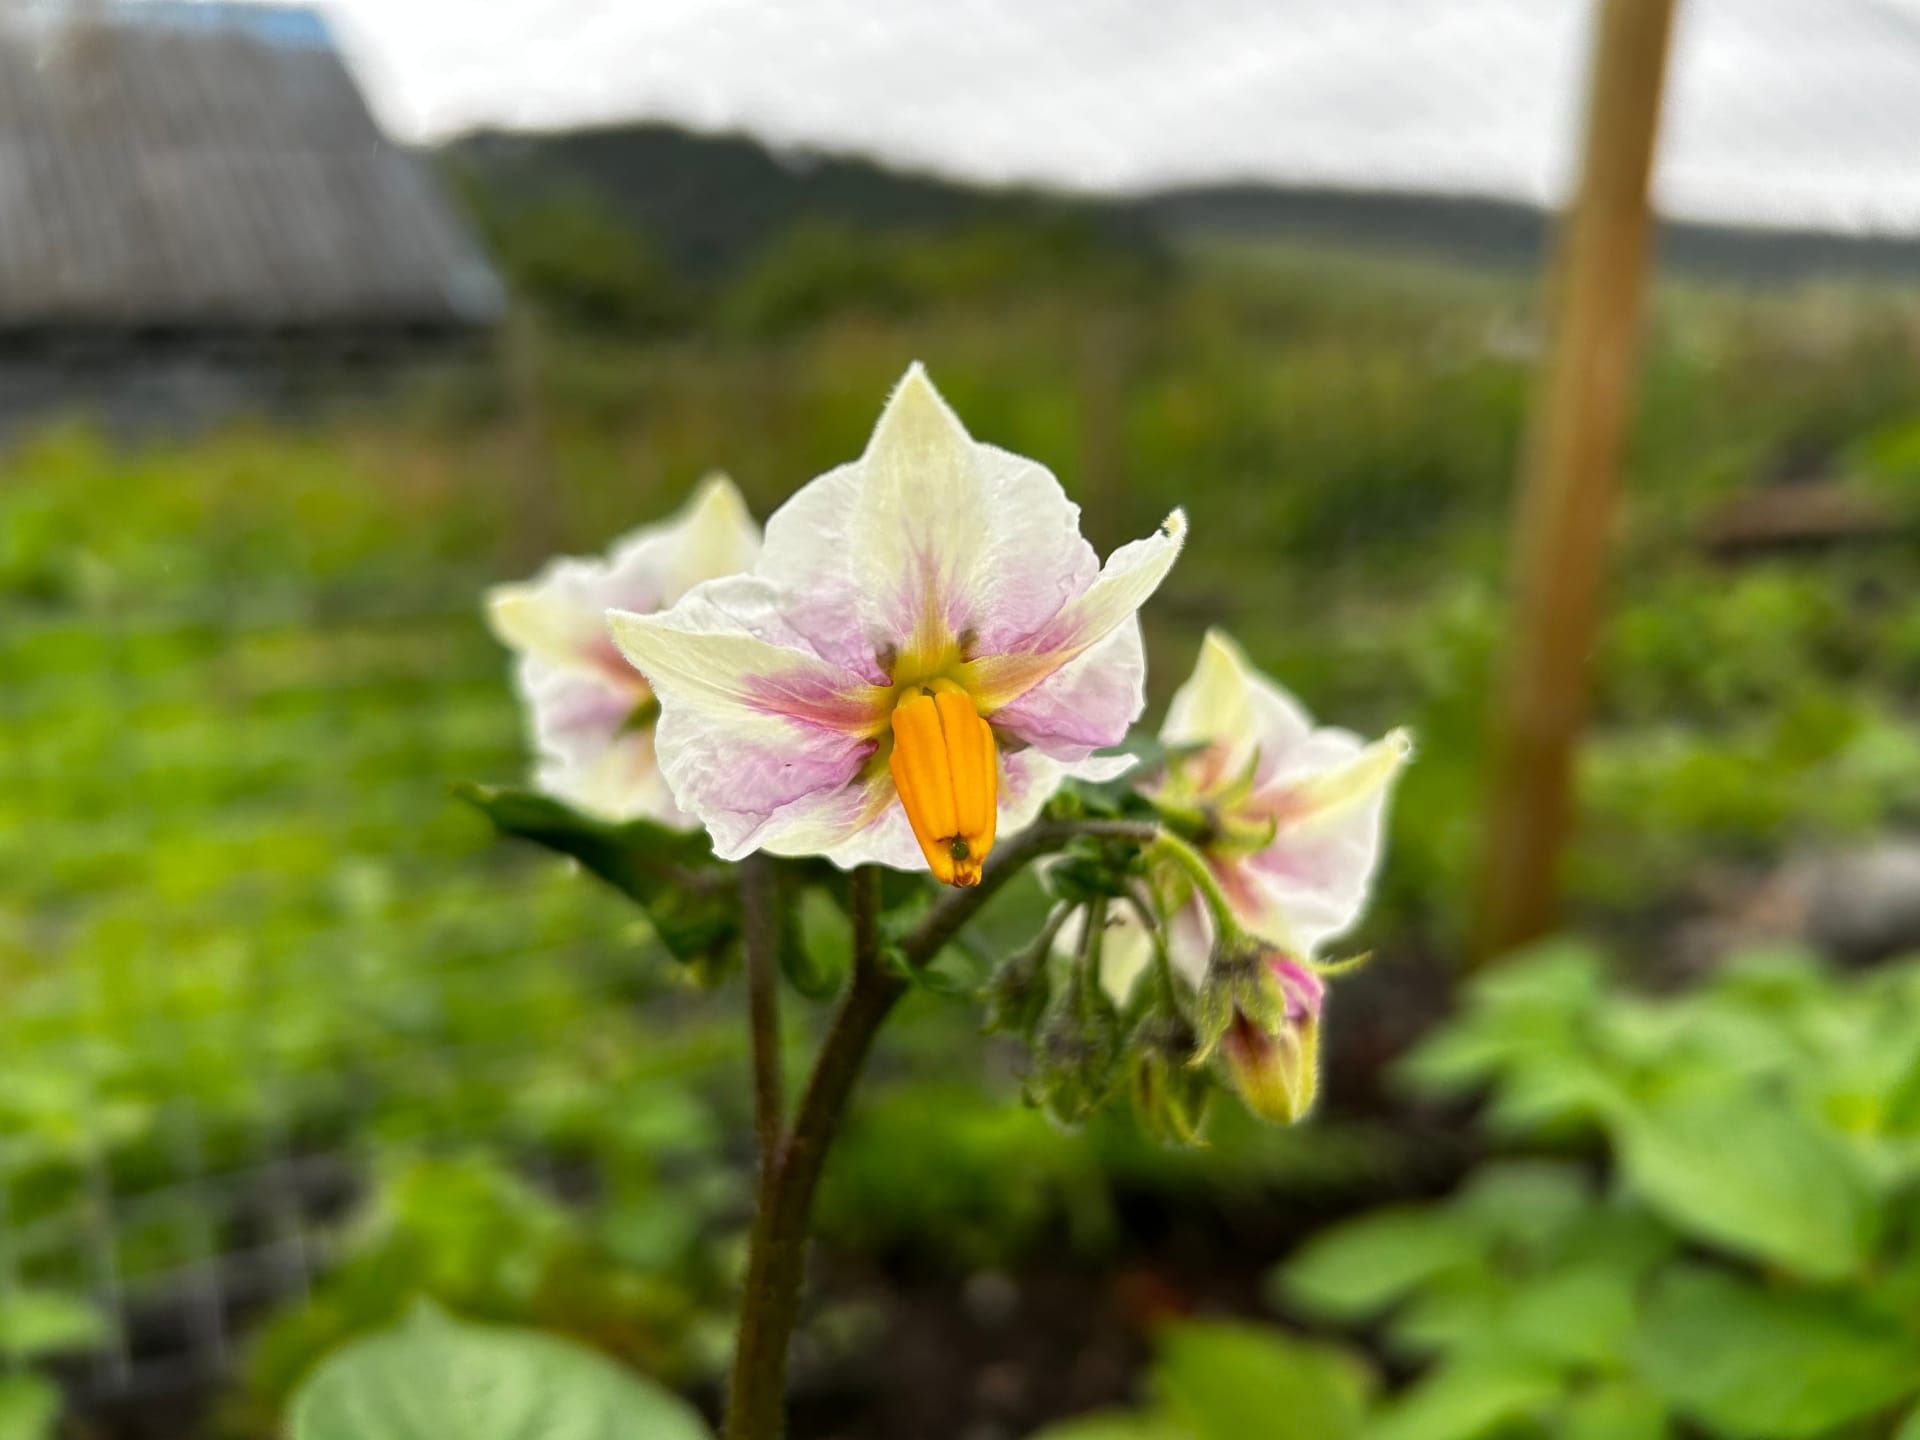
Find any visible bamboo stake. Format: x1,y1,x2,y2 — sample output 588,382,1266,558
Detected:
1473,0,1680,961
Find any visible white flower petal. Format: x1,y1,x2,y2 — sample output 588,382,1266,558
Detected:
518,662,684,824
487,567,628,682
489,475,760,676
606,472,763,612
754,363,1101,678
609,577,893,860
1236,729,1411,952
988,620,1145,765
967,509,1185,714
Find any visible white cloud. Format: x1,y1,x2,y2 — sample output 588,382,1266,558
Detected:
248,0,1920,233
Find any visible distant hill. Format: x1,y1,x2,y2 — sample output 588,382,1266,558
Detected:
440,123,1155,280
440,122,1920,286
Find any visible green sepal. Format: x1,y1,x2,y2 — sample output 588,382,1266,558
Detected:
1047,734,1177,820
1128,1007,1212,1146
982,935,1055,1038
1026,965,1123,1128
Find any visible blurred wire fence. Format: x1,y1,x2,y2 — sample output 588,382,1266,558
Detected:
0,583,692,1405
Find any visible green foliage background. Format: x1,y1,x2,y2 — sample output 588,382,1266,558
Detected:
5,195,1920,1437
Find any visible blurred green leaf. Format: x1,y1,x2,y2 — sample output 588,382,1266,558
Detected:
1031,1413,1191,1440
0,1288,110,1359
1615,1090,1877,1280
1500,1266,1636,1371
0,1375,60,1440
1558,1382,1667,1440
457,784,737,965
1632,1267,1920,1439
1275,1208,1484,1322
288,1303,711,1440
1450,1162,1592,1256
1363,1358,1559,1440
1155,1321,1370,1440
1386,1276,1505,1361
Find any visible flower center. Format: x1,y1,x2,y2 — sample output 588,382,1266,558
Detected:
888,678,998,887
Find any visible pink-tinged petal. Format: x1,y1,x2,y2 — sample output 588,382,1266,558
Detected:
965,510,1186,713
488,567,634,686
609,576,893,860
1159,630,1313,791
1236,731,1412,954
989,620,1145,763
753,364,1102,678
488,474,761,687
516,662,686,825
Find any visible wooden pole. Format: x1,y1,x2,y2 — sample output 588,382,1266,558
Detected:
1472,0,1679,961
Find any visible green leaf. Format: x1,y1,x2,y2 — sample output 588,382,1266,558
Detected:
0,1375,60,1440
1633,1267,1920,1439
1155,1320,1370,1440
1451,1162,1593,1257
287,1302,712,1440
1030,1412,1191,1440
1499,1265,1637,1371
458,785,737,966
1364,1358,1560,1440
1559,1382,1667,1440
1898,1400,1920,1440
1615,1090,1877,1280
1275,1208,1484,1322
0,1287,110,1358
1386,1275,1505,1360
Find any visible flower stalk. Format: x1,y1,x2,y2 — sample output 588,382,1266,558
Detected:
723,822,1102,1439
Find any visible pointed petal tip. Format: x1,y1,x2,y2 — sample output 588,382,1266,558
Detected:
1161,508,1188,544
604,606,658,667
1199,627,1250,670
872,361,967,448
690,469,743,506
683,468,755,530
484,583,542,649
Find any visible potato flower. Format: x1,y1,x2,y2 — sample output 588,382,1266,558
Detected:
1153,630,1410,977
1072,632,1405,1125
1211,947,1327,1123
608,364,1185,885
486,475,761,824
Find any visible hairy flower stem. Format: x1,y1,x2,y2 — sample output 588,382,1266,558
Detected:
1148,830,1248,945
723,821,1140,1439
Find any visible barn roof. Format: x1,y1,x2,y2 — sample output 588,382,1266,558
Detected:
0,1,504,334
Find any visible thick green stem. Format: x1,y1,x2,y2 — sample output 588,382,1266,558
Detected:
723,823,1082,1438
741,855,784,1170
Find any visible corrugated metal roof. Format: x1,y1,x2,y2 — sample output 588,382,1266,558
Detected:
0,2,505,332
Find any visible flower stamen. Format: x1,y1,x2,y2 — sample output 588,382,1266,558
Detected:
889,680,997,886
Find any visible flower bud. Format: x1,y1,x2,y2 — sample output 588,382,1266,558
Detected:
1127,1008,1210,1145
1222,1003,1320,1124
1195,933,1295,1059
1199,942,1325,1125
981,935,1052,1038
1025,967,1121,1128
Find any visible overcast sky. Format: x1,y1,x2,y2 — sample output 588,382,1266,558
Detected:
267,0,1920,232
